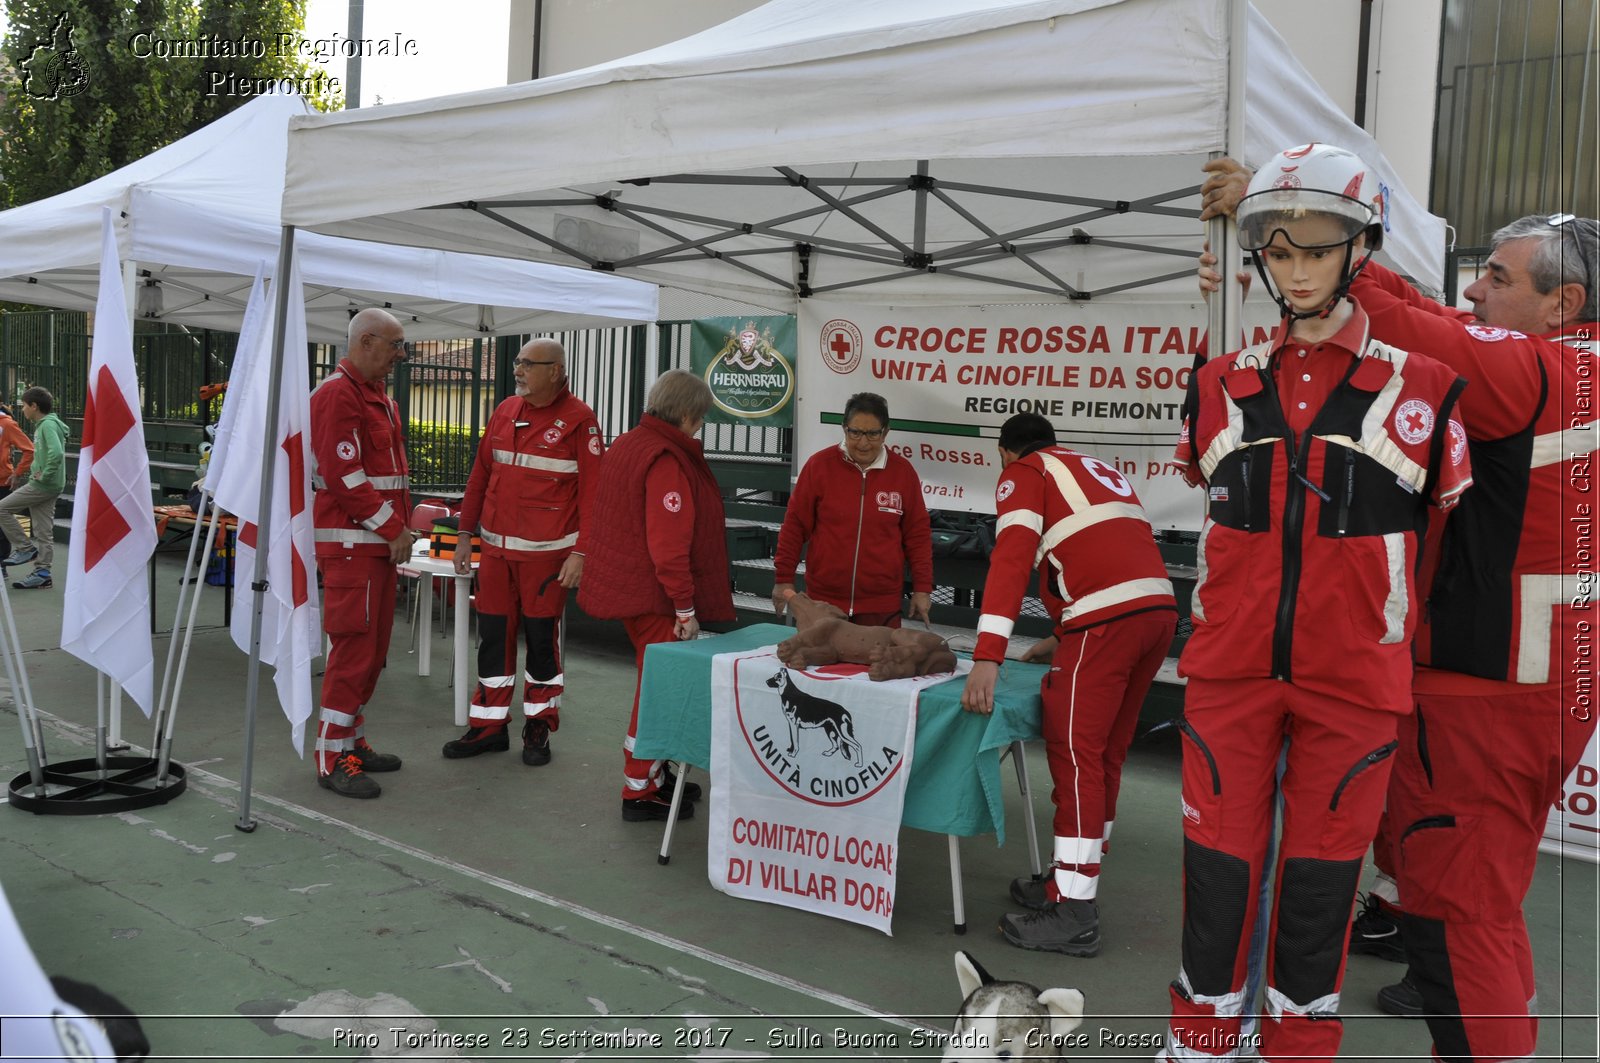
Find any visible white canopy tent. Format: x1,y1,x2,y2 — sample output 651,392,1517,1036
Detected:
0,92,660,341
280,0,1447,306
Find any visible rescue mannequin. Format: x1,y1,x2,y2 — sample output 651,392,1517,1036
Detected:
1160,144,1473,1063
775,591,956,679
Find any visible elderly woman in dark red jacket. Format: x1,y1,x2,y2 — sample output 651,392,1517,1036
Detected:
771,392,933,627
578,369,734,822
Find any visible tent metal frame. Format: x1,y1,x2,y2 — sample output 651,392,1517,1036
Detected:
435,164,1208,302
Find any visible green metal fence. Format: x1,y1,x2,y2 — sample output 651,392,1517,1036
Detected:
0,310,794,496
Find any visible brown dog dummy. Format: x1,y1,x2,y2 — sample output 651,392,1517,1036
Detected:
775,592,957,681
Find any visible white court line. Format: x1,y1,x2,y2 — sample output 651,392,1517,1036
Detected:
13,707,930,1033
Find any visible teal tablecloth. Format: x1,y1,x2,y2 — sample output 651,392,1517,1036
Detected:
631,623,1044,843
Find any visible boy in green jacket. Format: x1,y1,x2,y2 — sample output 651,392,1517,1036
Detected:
1,386,67,589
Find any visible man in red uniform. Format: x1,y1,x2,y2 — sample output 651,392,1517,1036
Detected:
1162,145,1472,1063
308,308,414,799
578,369,734,820
1350,216,1597,1063
961,413,1176,956
443,339,603,766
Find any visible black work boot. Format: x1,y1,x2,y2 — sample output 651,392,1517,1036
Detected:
522,718,551,766
317,752,381,799
351,738,402,773
659,764,702,802
1009,872,1054,911
998,898,1100,957
442,725,510,759
622,792,695,822
1377,971,1425,1018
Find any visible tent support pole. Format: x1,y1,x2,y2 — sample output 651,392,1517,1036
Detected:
236,226,297,833
1206,0,1248,363
108,260,141,751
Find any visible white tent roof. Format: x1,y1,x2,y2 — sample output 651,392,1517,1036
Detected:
0,93,658,343
280,0,1446,306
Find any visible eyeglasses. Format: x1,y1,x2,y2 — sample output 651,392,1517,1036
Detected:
514,359,562,370
1547,214,1596,292
365,333,407,352
843,427,886,441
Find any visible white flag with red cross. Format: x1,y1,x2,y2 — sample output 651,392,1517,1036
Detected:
210,259,322,754
60,209,157,714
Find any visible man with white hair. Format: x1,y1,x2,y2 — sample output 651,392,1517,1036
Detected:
307,308,414,799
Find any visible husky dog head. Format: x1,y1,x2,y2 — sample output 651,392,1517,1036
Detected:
942,951,1084,1061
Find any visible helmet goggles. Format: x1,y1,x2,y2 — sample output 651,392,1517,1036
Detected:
1237,188,1374,252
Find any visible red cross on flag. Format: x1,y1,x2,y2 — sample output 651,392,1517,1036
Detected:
61,209,157,715
209,261,322,755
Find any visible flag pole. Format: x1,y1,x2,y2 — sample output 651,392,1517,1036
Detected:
0,577,46,795
236,227,298,833
156,500,225,784
152,493,215,752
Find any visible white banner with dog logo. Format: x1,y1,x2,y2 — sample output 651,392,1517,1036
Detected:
708,648,955,934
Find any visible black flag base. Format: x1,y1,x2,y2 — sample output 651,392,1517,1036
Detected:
8,756,187,815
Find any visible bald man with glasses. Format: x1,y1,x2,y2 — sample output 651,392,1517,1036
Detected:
1204,164,1599,1062
442,338,604,769
308,308,415,798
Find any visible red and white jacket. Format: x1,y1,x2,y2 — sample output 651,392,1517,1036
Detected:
1355,263,1599,692
975,445,1176,663
458,388,602,560
309,358,409,559
1175,306,1473,713
773,444,934,617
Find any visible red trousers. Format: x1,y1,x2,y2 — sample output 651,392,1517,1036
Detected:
1389,686,1596,1063
1164,678,1399,1063
316,554,397,772
1040,610,1174,899
620,613,678,800
468,552,567,731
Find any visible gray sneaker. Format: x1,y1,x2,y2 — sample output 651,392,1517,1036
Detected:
2,546,38,568
1009,873,1054,911
12,567,51,589
999,898,1100,957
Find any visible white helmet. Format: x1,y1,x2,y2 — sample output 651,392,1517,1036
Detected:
1237,143,1385,253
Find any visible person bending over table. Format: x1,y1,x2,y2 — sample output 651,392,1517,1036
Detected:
960,412,1175,959
577,369,733,822
771,391,933,627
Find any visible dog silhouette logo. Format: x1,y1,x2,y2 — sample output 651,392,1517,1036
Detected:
766,668,863,767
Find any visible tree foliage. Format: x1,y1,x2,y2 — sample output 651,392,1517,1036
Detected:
0,0,342,209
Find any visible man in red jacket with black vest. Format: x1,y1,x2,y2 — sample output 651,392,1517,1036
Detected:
309,308,414,799
1349,214,1598,1063
443,339,603,767
578,369,735,821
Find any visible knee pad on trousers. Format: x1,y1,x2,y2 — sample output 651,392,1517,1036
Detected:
1181,837,1251,997
477,613,510,672
521,616,558,679
1272,856,1362,1004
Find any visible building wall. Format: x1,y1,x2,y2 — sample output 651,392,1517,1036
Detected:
509,0,761,80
